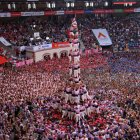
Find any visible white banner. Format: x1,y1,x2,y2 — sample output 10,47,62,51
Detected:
92,29,112,46
26,43,52,52
21,11,44,16
0,37,11,46
134,8,140,13
56,11,64,15
42,43,52,49
0,13,11,17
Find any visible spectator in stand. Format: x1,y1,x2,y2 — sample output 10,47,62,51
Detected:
0,14,139,51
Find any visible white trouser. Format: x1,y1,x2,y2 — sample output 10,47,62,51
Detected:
75,114,81,123
69,95,74,103
64,94,69,103
81,94,86,101
70,112,74,120
69,68,72,76
59,105,62,112
68,111,72,119
86,92,91,99
92,106,96,112
62,110,67,118
74,69,79,77
68,56,72,62
75,96,80,104
78,68,80,75
87,107,92,116
71,96,79,104
80,111,85,119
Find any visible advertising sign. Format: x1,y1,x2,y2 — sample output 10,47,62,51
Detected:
92,29,112,46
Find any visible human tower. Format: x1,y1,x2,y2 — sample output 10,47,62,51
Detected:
61,18,93,122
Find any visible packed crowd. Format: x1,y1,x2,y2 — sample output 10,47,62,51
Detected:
79,14,140,49
0,51,140,139
0,14,140,50
0,17,69,47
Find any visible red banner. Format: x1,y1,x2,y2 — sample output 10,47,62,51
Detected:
65,10,75,15
124,9,134,13
104,10,114,13
113,2,137,5
93,10,105,14
52,42,70,49
11,12,21,17
74,10,84,14
45,11,56,15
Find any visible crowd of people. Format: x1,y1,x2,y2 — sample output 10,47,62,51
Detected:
0,12,140,140
0,17,69,47
79,14,140,50
0,14,140,50
0,50,140,139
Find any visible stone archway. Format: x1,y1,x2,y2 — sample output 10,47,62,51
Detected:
60,50,68,58
53,52,58,59
43,53,51,61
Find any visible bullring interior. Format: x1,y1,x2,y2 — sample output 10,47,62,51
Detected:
0,0,140,140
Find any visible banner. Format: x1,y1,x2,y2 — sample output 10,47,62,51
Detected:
0,13,11,17
42,43,52,49
21,11,44,16
52,42,70,49
92,29,112,46
11,12,21,17
26,43,52,52
0,37,11,46
45,11,56,15
0,56,7,65
134,8,140,13
56,11,64,15
65,10,74,14
0,8,139,18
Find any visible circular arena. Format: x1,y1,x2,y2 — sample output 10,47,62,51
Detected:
0,1,140,140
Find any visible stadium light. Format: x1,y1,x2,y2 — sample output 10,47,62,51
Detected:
66,2,70,7
46,2,51,8
104,1,108,7
12,2,16,9
28,3,31,9
129,3,133,6
46,2,55,9
32,2,36,9
71,2,74,7
85,2,89,7
124,3,128,7
8,4,11,10
52,2,55,8
90,2,94,7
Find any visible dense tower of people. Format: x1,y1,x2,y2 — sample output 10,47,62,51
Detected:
62,18,92,122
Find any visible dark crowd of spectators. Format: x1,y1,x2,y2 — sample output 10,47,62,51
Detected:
79,14,140,49
0,17,69,47
0,14,140,50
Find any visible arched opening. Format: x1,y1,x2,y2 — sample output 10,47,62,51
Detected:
60,51,68,58
53,53,58,59
43,54,51,61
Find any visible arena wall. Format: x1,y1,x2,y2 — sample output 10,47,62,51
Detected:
26,47,72,62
